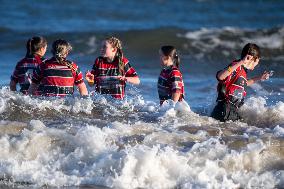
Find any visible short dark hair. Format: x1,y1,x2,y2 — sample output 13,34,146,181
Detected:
241,43,260,60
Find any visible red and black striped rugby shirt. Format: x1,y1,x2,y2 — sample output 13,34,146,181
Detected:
216,60,248,106
91,56,138,99
32,57,84,97
11,54,45,94
157,65,185,105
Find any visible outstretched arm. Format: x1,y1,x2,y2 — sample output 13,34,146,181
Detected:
119,76,140,85
247,71,270,86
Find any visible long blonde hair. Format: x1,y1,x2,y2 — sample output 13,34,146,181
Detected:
51,39,76,73
106,37,124,75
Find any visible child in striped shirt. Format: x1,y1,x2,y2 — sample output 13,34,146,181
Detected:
85,37,140,99
157,46,185,105
10,36,47,94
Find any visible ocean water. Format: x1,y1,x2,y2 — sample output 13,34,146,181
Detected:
0,0,284,188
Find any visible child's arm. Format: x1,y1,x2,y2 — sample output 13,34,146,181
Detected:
247,71,270,86
217,55,254,81
10,80,17,91
172,92,181,102
120,60,140,85
119,76,140,85
77,82,88,96
217,60,244,80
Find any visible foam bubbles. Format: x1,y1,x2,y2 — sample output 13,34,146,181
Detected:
0,88,283,188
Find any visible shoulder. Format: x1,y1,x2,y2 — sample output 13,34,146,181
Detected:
42,58,53,65
70,61,79,69
19,57,27,62
40,56,48,62
170,66,182,76
94,56,106,67
122,57,129,65
95,56,104,63
17,57,28,64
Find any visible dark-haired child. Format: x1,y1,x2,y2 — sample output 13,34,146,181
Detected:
157,45,185,105
29,39,88,97
211,43,271,122
10,36,47,94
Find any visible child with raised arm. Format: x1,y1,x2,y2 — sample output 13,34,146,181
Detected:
10,36,47,94
211,43,271,122
85,37,140,99
157,45,185,105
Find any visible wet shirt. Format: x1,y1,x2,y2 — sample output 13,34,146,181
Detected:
32,57,83,97
157,65,184,105
11,54,45,94
216,60,247,106
91,57,138,99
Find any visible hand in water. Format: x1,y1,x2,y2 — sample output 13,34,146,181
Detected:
260,70,272,81
85,71,94,83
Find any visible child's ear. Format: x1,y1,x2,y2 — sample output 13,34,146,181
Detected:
246,55,253,61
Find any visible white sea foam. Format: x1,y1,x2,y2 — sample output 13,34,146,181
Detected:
182,27,284,61
0,88,283,188
240,96,284,127
0,119,283,188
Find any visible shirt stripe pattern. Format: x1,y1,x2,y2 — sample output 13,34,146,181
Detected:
91,57,138,99
32,57,83,97
157,66,184,105
216,61,247,105
11,54,45,94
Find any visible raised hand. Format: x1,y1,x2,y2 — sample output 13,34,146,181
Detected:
260,71,271,81
85,71,94,84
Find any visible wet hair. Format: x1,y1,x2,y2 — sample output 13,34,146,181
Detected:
241,43,260,60
26,36,47,57
105,37,124,75
51,39,76,72
160,45,180,68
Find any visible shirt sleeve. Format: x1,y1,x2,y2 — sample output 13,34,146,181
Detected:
10,62,22,83
170,69,183,93
123,59,138,77
73,63,84,85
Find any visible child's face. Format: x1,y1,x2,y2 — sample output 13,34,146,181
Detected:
246,57,260,70
100,41,116,58
38,45,47,57
159,52,173,67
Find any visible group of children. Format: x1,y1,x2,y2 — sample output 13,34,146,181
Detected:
10,36,271,122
